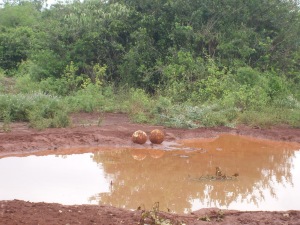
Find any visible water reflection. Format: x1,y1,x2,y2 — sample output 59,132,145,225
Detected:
90,134,300,213
0,153,110,204
0,134,299,213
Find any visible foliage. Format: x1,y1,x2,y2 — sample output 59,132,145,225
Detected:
65,84,106,113
238,107,300,128
27,96,70,130
0,93,69,130
122,88,154,123
0,2,39,27
152,103,238,128
222,85,270,111
161,51,206,102
0,0,299,128
139,202,185,225
0,26,34,70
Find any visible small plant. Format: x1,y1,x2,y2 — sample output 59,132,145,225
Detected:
97,113,104,126
198,215,211,222
191,167,239,181
139,202,185,225
198,210,225,222
1,109,11,132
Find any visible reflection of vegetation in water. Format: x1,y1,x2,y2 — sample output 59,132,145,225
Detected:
89,135,298,213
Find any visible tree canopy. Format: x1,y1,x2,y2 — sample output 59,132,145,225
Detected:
0,0,299,95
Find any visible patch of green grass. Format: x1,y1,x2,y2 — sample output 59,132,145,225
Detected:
1,81,299,130
65,84,106,113
120,88,155,123
123,91,299,129
14,73,40,93
238,107,300,128
152,103,238,128
65,84,128,113
0,92,70,130
27,97,70,130
237,94,300,128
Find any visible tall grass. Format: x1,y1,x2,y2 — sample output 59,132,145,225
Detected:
238,107,300,128
0,92,69,130
1,82,299,130
121,90,300,129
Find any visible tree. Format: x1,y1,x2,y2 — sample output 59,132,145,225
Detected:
0,26,34,70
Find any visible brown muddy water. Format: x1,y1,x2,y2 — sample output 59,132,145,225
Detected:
0,134,300,213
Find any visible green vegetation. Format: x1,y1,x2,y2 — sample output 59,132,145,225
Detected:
0,92,69,130
0,0,299,130
139,202,178,225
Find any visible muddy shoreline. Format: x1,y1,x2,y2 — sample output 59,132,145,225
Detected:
1,113,300,224
1,113,299,157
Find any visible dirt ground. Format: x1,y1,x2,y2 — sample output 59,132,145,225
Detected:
1,112,300,225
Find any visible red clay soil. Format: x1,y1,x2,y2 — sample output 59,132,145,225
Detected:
1,113,300,225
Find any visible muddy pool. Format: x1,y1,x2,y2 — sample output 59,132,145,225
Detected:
1,134,300,213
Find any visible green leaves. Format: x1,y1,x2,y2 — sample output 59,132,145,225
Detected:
0,26,34,70
0,0,299,130
0,92,70,130
0,2,39,27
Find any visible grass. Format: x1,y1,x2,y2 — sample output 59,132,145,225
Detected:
238,108,300,128
0,92,70,130
153,103,238,128
1,76,300,130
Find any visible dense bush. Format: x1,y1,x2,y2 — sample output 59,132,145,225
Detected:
0,93,69,130
0,0,299,129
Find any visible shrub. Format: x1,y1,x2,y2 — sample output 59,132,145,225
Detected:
222,85,270,111
154,103,238,128
65,84,105,113
14,73,40,93
238,107,300,128
0,93,33,122
0,92,69,130
124,88,154,123
273,95,300,109
235,67,260,86
265,72,289,100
